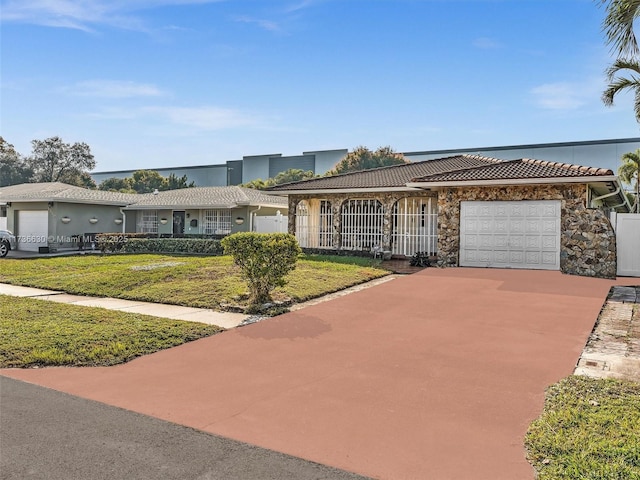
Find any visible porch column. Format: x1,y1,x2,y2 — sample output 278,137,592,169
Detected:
332,197,345,249
381,196,398,252
288,197,300,236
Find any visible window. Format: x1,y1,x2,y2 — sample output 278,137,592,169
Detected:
139,210,158,234
295,200,310,247
203,209,232,235
318,200,333,248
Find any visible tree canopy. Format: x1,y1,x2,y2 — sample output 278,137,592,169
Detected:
329,146,410,175
601,1,640,123
619,148,640,212
98,170,195,194
241,168,317,189
26,136,96,187
0,137,33,187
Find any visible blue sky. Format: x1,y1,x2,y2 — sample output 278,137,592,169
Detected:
1,0,638,172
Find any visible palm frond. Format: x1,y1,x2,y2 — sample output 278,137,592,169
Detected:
602,75,640,106
605,58,640,80
602,0,640,56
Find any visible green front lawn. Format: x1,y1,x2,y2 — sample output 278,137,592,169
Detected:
0,295,222,368
0,254,389,310
526,375,640,479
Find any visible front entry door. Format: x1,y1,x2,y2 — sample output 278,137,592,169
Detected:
173,211,185,235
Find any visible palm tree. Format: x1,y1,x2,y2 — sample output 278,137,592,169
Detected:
619,149,640,212
602,59,640,122
602,0,640,56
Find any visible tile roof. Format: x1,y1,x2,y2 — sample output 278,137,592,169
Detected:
0,182,139,205
267,155,503,191
0,183,288,209
125,186,288,209
410,159,615,183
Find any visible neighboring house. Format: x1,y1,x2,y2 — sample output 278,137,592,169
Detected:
0,183,288,252
120,186,287,236
268,154,631,279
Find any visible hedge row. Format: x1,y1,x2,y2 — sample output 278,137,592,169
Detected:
96,234,223,255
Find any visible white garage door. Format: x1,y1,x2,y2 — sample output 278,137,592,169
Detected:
17,210,49,252
460,200,561,270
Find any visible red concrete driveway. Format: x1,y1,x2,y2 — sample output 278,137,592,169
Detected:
1,269,630,480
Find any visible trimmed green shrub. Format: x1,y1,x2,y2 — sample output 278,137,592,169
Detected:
221,232,301,306
96,234,223,255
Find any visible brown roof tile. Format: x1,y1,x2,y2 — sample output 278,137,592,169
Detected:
410,158,615,183
267,154,502,191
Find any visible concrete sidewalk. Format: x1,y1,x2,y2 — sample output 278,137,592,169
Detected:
0,283,248,329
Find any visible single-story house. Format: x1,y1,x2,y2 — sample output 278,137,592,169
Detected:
0,183,288,252
120,186,287,236
268,154,631,279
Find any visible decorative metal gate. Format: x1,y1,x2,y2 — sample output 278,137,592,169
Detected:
295,200,333,248
341,199,384,250
391,197,437,256
295,200,310,247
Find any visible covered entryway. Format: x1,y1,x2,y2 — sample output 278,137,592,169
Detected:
460,200,561,270
616,213,640,276
17,210,48,252
391,197,437,257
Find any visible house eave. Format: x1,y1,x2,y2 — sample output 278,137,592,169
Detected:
266,186,425,195
406,176,620,188
123,204,238,210
0,197,131,206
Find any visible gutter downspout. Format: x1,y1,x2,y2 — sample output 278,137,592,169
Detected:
590,184,632,212
120,208,126,234
249,205,261,232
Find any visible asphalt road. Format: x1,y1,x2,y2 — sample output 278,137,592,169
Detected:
0,376,370,480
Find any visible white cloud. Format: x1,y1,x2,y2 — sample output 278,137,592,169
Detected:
0,0,224,31
232,15,282,33
145,106,260,130
472,37,502,49
284,0,323,13
88,104,262,130
65,80,166,98
530,78,603,111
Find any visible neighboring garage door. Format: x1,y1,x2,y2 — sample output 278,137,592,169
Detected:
17,210,49,252
460,200,561,270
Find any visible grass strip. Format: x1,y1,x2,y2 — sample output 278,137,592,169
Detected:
526,375,640,480
0,295,222,368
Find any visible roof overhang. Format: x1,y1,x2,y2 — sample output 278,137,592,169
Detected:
406,175,620,188
123,204,237,210
266,186,425,196
122,203,287,210
0,197,131,206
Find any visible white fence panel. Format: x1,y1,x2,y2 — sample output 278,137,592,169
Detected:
617,213,640,277
254,212,287,233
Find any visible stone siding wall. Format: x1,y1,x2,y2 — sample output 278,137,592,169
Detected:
437,184,617,279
